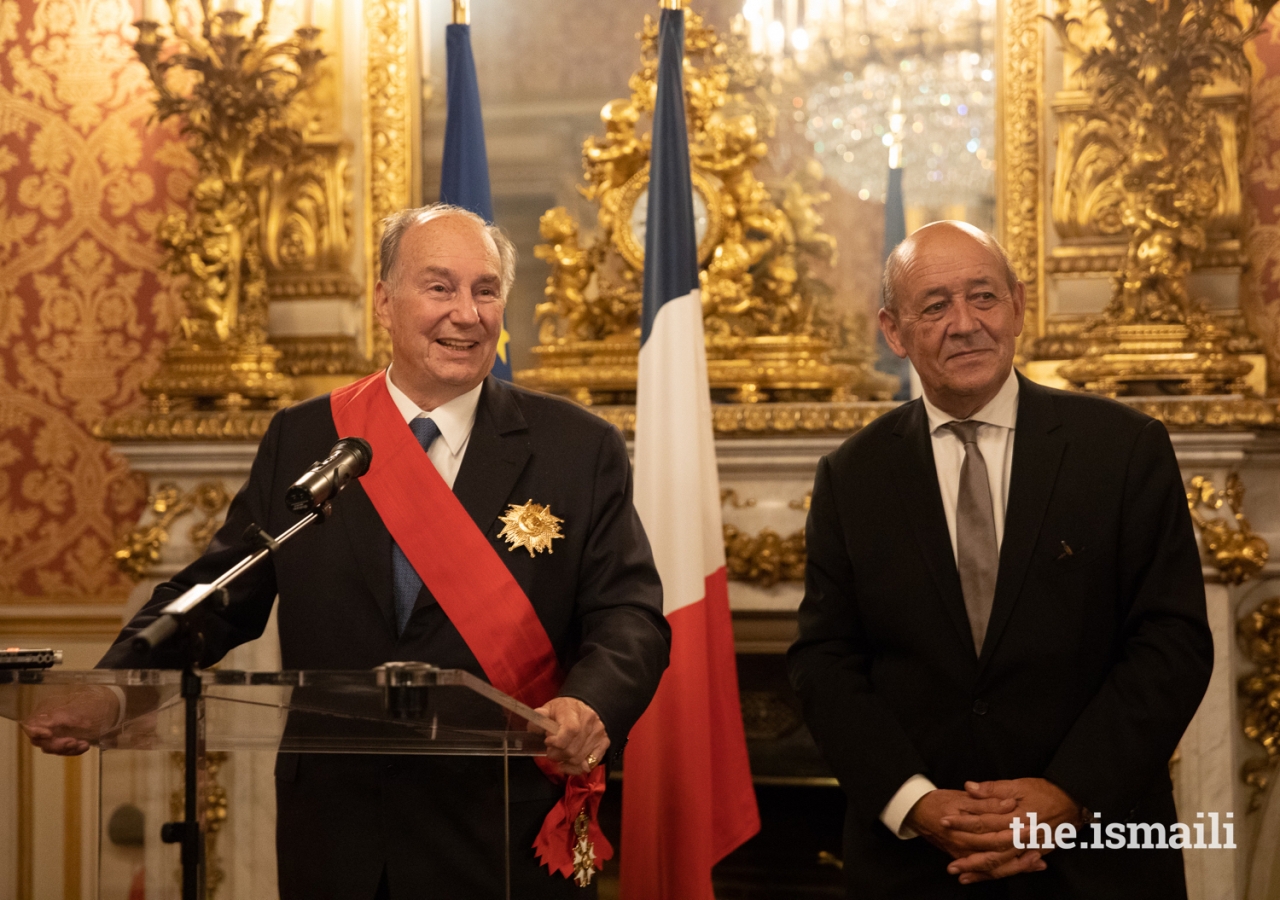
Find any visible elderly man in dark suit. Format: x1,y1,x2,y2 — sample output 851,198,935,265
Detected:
28,204,670,899
788,220,1212,899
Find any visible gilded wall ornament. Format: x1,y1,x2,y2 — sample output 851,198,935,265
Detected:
517,8,895,405
260,136,361,306
127,0,327,412
723,523,805,588
115,481,231,581
1239,596,1280,807
170,750,229,899
1186,473,1269,584
1000,0,1047,352
1051,0,1275,395
362,0,417,369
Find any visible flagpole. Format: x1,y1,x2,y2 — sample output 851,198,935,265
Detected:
452,0,469,24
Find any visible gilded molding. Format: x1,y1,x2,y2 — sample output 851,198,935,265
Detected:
999,0,1046,350
93,411,276,442
591,393,1280,436
588,401,899,437
362,0,416,367
1045,242,1248,275
273,335,377,377
1239,596,1280,807
1134,396,1280,429
1186,473,1269,583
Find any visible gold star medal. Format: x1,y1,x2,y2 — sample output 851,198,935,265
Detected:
498,500,564,557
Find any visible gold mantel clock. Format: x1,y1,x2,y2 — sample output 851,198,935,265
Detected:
515,8,896,406
613,165,724,269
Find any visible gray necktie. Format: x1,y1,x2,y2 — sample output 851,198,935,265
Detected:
944,420,998,655
391,417,441,635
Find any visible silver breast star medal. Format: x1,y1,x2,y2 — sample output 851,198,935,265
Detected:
498,500,564,556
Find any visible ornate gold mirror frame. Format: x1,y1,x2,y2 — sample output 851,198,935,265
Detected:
997,0,1047,354
360,0,420,368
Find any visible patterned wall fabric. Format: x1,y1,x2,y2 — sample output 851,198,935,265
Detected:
1246,13,1280,388
0,0,190,603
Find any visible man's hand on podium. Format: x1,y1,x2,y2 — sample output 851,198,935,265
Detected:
532,696,610,776
21,686,120,756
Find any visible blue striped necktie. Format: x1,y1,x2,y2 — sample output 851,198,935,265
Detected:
391,417,441,634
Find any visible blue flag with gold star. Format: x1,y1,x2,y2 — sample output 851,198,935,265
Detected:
440,21,510,379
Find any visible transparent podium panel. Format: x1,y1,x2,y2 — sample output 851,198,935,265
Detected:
2,667,554,900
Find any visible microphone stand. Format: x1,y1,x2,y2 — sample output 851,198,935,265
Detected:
133,506,329,900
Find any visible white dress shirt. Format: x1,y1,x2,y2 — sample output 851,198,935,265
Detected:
879,368,1020,839
384,367,482,490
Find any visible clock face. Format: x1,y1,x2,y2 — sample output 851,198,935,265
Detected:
612,165,723,271
628,185,711,251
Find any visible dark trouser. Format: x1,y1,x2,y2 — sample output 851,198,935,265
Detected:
275,754,596,900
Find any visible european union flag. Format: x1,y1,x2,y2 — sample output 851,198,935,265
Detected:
879,164,911,400
440,21,510,379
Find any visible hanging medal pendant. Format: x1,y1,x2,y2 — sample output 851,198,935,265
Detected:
571,807,596,887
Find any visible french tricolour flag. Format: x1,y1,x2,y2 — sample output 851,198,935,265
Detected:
620,5,760,898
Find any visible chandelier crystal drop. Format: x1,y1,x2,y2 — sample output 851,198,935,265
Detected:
740,0,996,208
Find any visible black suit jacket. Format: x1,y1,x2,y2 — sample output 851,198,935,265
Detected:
102,376,671,899
788,374,1212,899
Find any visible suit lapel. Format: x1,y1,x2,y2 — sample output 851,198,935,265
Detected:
978,375,1066,670
449,377,533,548
890,400,975,658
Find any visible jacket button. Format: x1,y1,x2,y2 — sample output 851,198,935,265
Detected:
972,700,988,716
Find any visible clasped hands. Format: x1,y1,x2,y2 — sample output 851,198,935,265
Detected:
905,778,1080,885
531,696,609,777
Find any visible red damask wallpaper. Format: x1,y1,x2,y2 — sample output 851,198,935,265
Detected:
0,0,190,603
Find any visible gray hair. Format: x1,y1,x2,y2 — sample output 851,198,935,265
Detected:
378,203,517,299
881,221,1019,313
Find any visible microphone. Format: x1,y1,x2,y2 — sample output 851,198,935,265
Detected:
285,438,373,514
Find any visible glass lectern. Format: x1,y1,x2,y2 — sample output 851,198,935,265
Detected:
1,666,552,900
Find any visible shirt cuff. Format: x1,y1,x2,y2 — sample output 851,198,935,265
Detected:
105,686,127,731
880,774,938,839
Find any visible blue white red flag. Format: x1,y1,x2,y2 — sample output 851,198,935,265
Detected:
440,20,510,379
621,7,760,898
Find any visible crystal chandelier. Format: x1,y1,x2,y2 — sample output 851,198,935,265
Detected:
740,0,996,211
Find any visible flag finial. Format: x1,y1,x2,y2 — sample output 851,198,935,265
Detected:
452,0,470,24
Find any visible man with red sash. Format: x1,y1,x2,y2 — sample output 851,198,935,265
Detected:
76,205,672,898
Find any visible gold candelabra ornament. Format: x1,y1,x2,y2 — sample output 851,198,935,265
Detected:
132,0,324,411
1053,0,1277,397
516,7,897,405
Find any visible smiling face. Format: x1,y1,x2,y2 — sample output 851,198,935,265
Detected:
878,222,1025,419
374,213,505,410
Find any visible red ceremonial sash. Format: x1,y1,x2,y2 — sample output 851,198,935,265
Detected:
329,372,610,882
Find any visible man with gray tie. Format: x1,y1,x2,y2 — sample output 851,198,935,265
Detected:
788,221,1213,898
